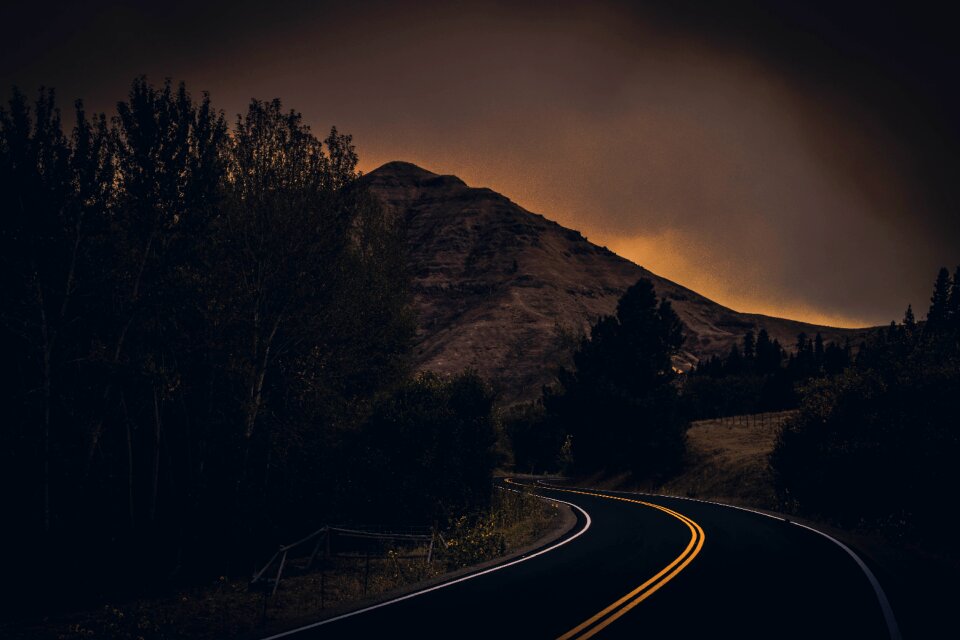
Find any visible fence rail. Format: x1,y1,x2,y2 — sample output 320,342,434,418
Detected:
250,524,436,603
691,409,798,430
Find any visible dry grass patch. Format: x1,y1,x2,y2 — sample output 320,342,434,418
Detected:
658,411,795,508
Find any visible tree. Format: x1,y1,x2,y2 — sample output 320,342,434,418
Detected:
926,266,951,332
725,342,744,375
544,278,687,480
743,330,756,362
822,341,849,375
214,98,413,544
0,87,76,535
357,371,497,525
755,328,782,374
504,402,563,474
99,77,228,526
813,332,825,370
947,266,960,330
903,304,916,330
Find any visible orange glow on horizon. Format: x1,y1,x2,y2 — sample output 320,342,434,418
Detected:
598,232,873,329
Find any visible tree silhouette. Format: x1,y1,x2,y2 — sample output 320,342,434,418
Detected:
545,278,686,480
926,266,951,332
948,267,960,326
755,328,782,374
358,371,497,526
743,330,756,362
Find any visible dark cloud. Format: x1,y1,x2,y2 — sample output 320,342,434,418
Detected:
3,0,957,326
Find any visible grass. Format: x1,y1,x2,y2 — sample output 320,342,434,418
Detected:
13,489,562,640
658,411,796,509
573,410,796,510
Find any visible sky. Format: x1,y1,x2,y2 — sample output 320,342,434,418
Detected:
3,0,958,327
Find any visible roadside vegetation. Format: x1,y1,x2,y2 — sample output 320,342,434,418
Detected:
15,488,560,640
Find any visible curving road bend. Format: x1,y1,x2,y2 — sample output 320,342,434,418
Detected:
260,479,896,639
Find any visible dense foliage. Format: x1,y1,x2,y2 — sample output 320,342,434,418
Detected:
354,371,498,526
530,278,688,480
504,402,561,475
0,79,496,612
682,328,851,419
772,268,960,551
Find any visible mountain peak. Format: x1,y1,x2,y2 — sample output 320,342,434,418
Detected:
369,160,437,179
366,161,466,188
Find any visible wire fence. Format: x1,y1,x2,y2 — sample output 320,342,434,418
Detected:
249,524,438,611
248,487,549,622
691,409,798,430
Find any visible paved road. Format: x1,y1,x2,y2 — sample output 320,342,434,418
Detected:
263,479,896,639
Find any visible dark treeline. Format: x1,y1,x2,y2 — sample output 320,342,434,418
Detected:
0,79,496,611
682,328,852,418
772,267,960,552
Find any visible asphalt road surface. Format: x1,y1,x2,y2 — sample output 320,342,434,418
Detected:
262,479,897,639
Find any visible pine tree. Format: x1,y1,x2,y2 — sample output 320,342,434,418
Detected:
947,266,960,328
793,332,814,377
743,330,756,362
927,267,951,332
725,342,743,375
755,328,773,373
904,304,916,327
814,332,825,370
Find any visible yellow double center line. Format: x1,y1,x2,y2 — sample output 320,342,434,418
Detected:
508,480,705,639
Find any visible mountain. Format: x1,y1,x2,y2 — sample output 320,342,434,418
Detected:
363,161,869,403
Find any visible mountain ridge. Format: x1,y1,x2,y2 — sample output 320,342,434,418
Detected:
362,161,870,403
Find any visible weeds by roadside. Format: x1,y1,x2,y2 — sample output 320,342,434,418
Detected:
15,487,560,640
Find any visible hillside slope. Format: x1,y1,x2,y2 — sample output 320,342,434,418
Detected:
363,161,868,403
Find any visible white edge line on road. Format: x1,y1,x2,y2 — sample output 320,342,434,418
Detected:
539,481,902,640
257,487,592,640
788,520,902,640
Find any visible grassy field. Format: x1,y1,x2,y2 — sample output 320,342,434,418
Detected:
658,411,796,509
14,489,564,640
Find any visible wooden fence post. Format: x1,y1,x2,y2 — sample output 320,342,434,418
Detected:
271,550,288,599
364,547,370,596
306,527,326,570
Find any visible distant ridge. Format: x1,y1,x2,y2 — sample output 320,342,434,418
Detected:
363,161,869,403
